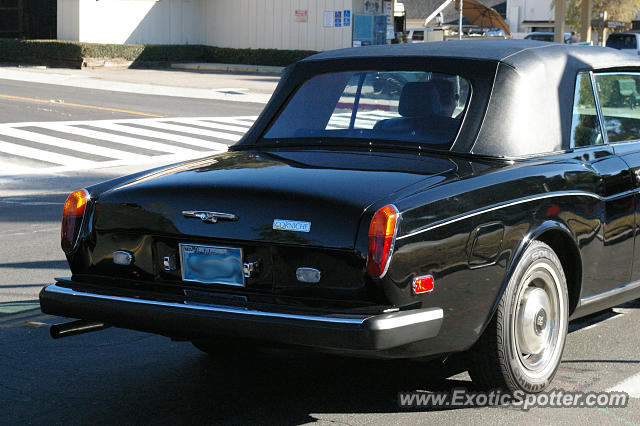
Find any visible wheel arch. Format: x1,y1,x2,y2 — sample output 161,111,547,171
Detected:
493,220,582,319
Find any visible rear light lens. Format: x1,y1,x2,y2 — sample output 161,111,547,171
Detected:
366,204,399,278
413,275,435,294
61,189,90,253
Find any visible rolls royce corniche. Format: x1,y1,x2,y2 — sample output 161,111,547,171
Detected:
40,40,640,393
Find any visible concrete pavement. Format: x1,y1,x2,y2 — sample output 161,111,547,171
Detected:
0,65,280,103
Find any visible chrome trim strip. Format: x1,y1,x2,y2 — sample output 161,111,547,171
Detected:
364,308,443,330
580,280,640,306
589,71,608,146
45,284,444,329
45,284,364,325
604,187,640,201
45,284,442,329
398,190,605,240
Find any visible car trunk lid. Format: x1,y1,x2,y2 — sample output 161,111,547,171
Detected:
93,150,455,249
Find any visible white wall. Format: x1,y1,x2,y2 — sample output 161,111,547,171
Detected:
506,0,554,33
204,0,355,51
57,0,357,50
59,0,205,44
57,0,80,41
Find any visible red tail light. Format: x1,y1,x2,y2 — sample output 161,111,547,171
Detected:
61,189,90,253
366,204,399,278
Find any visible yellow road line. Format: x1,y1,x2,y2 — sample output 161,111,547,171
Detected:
0,314,53,329
0,93,166,118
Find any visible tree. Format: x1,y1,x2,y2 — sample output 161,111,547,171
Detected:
566,0,640,30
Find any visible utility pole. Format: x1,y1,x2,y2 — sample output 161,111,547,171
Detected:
554,0,566,43
580,0,592,42
459,0,463,40
601,10,608,46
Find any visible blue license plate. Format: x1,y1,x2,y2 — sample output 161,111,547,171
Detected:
180,244,244,286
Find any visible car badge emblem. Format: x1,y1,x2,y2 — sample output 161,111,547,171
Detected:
182,211,239,223
273,219,311,233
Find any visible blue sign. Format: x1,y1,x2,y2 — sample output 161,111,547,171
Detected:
335,11,342,27
343,10,351,26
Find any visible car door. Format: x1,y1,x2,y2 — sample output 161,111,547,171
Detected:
571,71,636,297
593,71,640,283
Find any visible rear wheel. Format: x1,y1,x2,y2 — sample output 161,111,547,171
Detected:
468,241,569,393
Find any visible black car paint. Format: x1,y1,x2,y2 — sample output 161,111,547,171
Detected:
41,41,640,359
54,142,637,357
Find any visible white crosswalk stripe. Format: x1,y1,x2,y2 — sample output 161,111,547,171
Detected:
85,122,229,151
0,139,97,167
607,371,640,398
0,112,402,176
1,126,148,161
0,116,258,176
38,123,198,155
132,121,243,141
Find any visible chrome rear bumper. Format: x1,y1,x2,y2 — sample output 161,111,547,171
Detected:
40,281,443,352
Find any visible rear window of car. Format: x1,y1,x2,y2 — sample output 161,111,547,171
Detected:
262,71,470,150
412,31,424,41
606,34,637,50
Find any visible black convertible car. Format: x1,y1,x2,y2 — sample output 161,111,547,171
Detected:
40,40,640,393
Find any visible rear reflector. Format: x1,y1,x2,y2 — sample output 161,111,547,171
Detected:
413,275,434,294
366,204,399,278
61,189,90,254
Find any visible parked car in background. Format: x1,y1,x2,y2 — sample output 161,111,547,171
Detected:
41,40,640,394
606,32,640,56
485,28,507,37
524,31,571,43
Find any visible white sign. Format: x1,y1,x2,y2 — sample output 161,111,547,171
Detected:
295,10,308,22
323,11,333,27
387,25,395,40
384,0,393,16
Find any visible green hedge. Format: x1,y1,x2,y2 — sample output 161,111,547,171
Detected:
0,39,318,67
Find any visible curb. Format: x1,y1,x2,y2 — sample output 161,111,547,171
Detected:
82,58,134,69
171,63,284,74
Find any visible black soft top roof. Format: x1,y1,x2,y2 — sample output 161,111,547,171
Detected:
237,40,640,158
303,39,640,72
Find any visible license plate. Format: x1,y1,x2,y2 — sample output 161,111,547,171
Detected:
179,243,244,286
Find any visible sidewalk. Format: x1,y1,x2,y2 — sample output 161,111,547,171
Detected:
0,64,281,104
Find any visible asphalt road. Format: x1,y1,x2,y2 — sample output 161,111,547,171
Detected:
1,72,640,425
0,77,262,123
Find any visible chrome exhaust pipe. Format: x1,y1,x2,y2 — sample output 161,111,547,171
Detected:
50,320,111,339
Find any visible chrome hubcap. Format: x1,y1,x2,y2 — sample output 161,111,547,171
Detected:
516,287,551,356
513,265,562,375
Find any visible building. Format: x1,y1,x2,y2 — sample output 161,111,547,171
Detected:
505,0,555,35
400,0,506,28
57,0,401,51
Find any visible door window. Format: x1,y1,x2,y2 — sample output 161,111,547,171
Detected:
594,73,640,143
